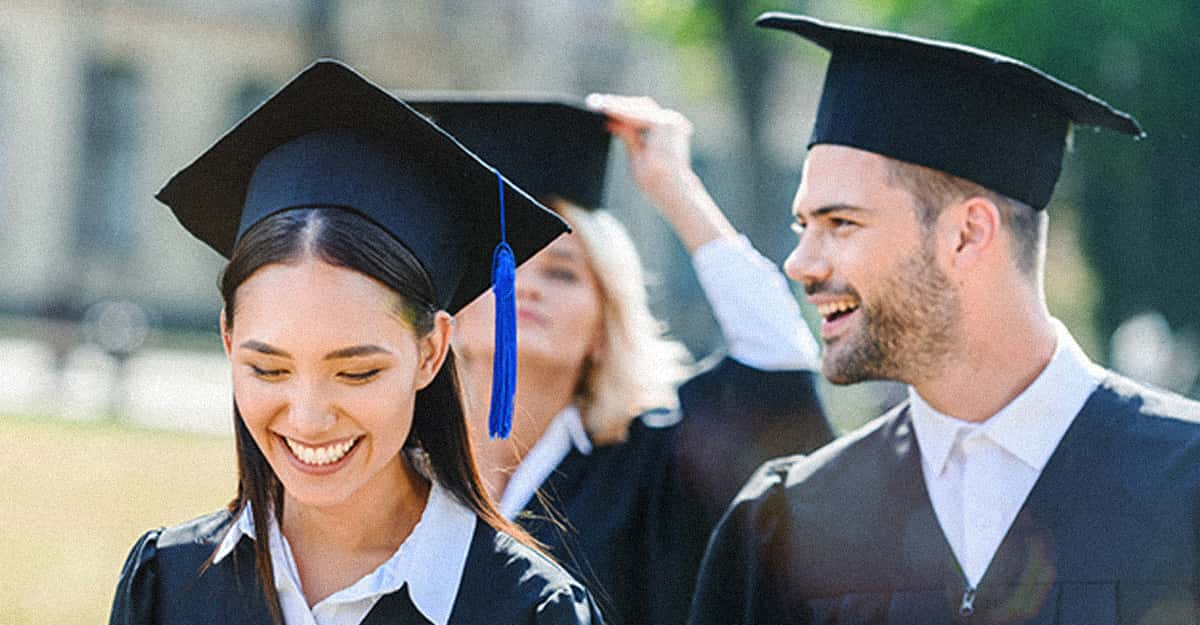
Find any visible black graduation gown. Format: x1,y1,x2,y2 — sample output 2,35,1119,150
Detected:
520,357,833,625
689,373,1200,625
108,507,602,625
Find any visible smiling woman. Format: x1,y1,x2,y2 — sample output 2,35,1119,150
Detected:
220,209,449,530
107,61,600,625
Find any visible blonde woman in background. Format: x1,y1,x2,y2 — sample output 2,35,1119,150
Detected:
413,94,834,625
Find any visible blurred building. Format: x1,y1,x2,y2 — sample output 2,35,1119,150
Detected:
0,0,911,430
0,0,641,330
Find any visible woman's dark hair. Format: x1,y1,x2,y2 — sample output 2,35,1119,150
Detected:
216,208,537,623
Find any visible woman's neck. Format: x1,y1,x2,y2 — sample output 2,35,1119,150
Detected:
459,350,583,500
280,455,429,605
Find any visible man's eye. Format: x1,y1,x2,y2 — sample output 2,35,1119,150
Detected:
340,369,382,382
831,217,856,229
250,365,286,378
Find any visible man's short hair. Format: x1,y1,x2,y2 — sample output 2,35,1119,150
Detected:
885,158,1046,276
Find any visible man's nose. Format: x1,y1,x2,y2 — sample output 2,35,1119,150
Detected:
783,233,832,291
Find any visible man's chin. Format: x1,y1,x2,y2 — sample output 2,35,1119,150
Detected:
822,366,867,386
820,347,881,385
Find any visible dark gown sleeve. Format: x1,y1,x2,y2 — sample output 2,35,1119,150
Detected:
108,529,162,625
688,458,800,625
675,357,832,508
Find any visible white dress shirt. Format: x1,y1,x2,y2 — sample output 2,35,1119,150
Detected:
213,482,476,625
496,235,819,520
498,404,593,519
908,320,1106,587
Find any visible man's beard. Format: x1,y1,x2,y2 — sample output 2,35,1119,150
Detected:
820,237,962,385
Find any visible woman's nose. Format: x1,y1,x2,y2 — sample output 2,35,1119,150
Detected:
286,381,337,436
514,273,541,301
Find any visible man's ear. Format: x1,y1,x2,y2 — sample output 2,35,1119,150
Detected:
415,311,453,390
944,195,1001,272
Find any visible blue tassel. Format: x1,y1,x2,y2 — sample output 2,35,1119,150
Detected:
488,172,517,438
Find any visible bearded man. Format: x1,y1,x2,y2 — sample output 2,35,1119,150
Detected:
689,14,1200,625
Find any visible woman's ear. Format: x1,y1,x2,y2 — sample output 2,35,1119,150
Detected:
219,307,233,357
415,311,454,390
586,328,607,370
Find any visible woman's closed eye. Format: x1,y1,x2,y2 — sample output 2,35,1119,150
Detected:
543,267,580,283
249,364,288,379
338,368,383,382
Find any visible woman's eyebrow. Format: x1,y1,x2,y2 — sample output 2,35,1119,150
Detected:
324,344,391,360
239,340,291,358
237,342,390,360
546,248,580,261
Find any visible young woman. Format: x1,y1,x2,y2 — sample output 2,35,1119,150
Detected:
108,61,601,625
414,95,834,625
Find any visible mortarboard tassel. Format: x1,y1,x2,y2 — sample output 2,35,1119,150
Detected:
488,170,516,438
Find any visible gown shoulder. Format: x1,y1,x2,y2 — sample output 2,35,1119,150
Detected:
108,509,265,625
450,521,604,625
109,527,162,625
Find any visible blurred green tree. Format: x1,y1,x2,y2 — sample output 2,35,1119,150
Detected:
624,0,807,258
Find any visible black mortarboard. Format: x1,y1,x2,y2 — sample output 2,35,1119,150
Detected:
157,59,569,438
405,95,612,209
157,60,568,314
756,13,1144,210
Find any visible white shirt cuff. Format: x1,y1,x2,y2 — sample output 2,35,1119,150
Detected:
691,235,819,371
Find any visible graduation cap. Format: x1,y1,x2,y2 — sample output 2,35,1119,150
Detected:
157,60,569,438
756,13,1144,210
405,95,612,209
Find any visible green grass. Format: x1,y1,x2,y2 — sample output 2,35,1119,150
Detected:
0,415,236,625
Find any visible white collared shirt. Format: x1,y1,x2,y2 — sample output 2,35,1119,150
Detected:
692,234,820,371
213,482,476,625
909,319,1106,586
498,404,593,519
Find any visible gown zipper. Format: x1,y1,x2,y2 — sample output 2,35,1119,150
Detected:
959,584,977,617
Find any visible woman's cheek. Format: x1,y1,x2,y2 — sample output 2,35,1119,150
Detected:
232,377,281,430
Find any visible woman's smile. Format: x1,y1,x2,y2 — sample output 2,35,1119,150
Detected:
279,433,365,473
515,306,549,325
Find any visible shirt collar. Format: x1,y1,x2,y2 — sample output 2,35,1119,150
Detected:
910,319,1104,475
561,404,594,455
212,504,254,564
212,481,476,625
497,404,591,519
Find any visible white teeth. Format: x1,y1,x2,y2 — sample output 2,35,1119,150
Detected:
816,300,860,319
285,437,357,466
